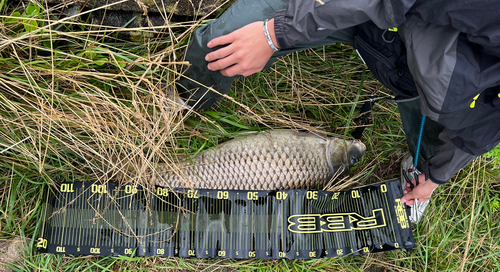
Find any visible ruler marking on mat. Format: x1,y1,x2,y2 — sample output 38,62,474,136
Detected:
37,180,414,258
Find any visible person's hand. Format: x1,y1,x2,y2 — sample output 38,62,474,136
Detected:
205,20,278,77
401,173,439,206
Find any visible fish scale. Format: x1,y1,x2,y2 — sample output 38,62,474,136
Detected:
152,130,365,190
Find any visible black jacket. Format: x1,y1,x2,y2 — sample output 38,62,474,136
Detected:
274,0,500,184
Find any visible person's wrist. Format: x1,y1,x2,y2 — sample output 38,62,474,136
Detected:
427,179,439,190
263,19,280,52
267,19,279,49
420,174,439,193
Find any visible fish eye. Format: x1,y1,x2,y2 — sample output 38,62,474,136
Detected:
350,155,359,165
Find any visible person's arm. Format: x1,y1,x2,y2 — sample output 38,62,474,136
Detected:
401,134,478,205
206,0,415,77
273,0,413,49
398,19,499,205
425,132,478,184
205,20,278,77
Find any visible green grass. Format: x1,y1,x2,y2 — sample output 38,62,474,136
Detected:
1,2,499,272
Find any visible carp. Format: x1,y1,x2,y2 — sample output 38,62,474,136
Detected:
151,130,365,190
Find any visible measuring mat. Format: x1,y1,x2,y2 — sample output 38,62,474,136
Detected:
37,179,414,259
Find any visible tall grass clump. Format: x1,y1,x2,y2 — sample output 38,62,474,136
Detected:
0,1,204,188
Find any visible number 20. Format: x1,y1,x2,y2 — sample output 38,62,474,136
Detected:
37,238,47,249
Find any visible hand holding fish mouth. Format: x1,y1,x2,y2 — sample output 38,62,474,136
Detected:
205,20,278,77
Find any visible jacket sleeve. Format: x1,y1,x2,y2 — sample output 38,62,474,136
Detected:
274,0,416,49
424,132,477,184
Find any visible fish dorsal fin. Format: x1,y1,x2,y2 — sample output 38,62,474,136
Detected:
231,130,264,138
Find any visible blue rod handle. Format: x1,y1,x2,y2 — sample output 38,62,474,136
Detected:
414,115,426,167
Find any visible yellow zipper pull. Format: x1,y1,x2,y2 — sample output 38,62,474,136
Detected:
470,94,480,108
388,27,398,32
